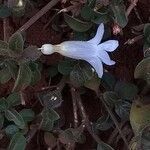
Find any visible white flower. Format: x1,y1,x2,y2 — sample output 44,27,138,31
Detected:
39,23,119,78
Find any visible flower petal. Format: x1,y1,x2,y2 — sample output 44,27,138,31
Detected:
86,57,103,78
60,41,97,59
97,50,115,65
98,40,119,52
88,23,104,45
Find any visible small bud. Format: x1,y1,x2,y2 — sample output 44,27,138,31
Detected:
39,44,54,55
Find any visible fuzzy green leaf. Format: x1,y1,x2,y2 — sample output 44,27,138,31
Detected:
8,132,26,150
9,32,24,53
64,13,92,32
5,109,25,129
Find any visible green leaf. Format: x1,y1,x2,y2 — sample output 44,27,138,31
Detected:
0,4,11,18
38,90,63,109
95,115,114,131
21,46,42,62
84,74,101,92
6,60,18,79
115,100,131,120
102,72,116,90
0,67,12,84
130,98,150,134
29,62,41,85
41,109,60,131
5,125,19,137
8,132,26,150
19,109,35,123
139,126,150,150
144,23,150,40
81,5,95,21
59,128,85,145
13,63,32,91
0,97,8,111
97,142,115,150
9,32,24,53
103,91,120,108
6,92,21,107
48,65,58,77
58,60,75,75
110,3,128,28
70,62,94,87
5,109,25,129
0,40,9,49
114,81,138,100
64,13,92,32
134,57,150,85
0,113,4,129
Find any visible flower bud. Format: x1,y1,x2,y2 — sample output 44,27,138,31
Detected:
40,44,54,55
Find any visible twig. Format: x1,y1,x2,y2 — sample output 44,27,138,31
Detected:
15,0,60,33
96,91,130,150
108,121,127,145
71,87,78,128
74,89,102,144
124,34,143,45
126,0,139,16
133,7,143,23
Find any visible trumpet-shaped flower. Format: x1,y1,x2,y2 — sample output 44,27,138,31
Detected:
39,23,119,78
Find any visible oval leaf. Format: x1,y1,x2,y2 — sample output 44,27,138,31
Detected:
5,109,25,129
9,32,24,53
134,57,150,85
64,13,92,32
8,132,26,150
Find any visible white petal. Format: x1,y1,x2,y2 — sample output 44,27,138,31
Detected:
97,50,115,65
98,40,119,52
86,57,103,78
87,23,104,45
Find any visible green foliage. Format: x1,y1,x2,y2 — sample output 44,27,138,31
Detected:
41,109,60,131
110,2,128,27
59,128,85,145
64,13,93,32
114,81,138,100
0,67,12,84
9,32,24,53
8,132,27,150
134,57,150,85
5,109,26,129
70,62,94,87
13,63,32,91
38,89,63,109
58,59,76,75
0,113,4,129
0,4,11,18
6,92,21,107
140,126,150,150
5,125,20,137
95,114,114,131
143,23,150,50
19,109,35,123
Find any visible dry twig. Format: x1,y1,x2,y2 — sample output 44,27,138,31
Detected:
15,0,60,33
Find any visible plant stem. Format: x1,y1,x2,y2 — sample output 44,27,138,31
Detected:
15,0,60,33
71,87,78,128
74,89,102,144
96,91,130,150
126,0,139,16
